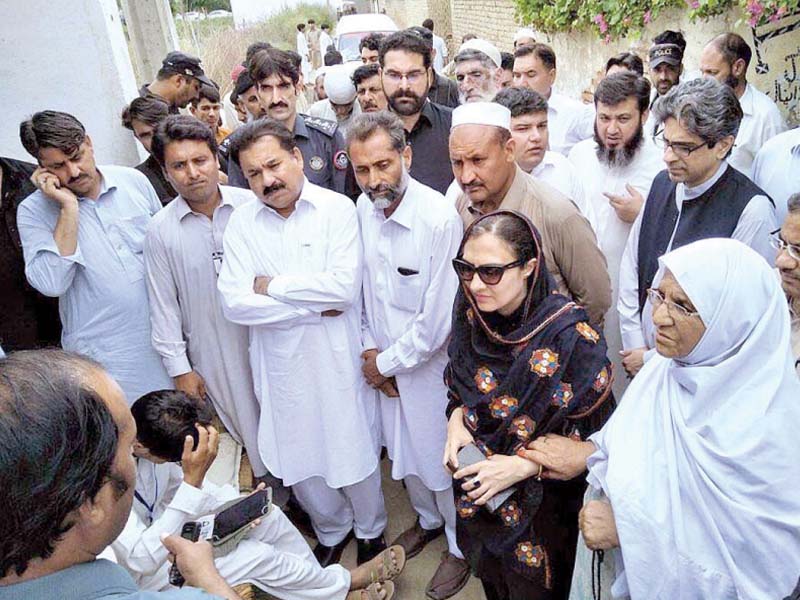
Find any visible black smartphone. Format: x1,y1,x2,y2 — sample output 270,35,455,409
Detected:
168,521,201,588
212,489,272,542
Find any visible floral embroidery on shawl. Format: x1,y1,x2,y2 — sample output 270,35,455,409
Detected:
475,366,498,393
499,501,522,527
457,494,478,519
592,366,610,392
463,406,479,432
529,348,560,377
515,542,544,567
576,322,600,343
509,415,537,441
490,395,519,419
551,382,574,408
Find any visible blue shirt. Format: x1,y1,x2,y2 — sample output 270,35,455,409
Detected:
16,165,172,403
0,559,219,599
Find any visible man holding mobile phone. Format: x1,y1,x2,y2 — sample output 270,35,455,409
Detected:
0,350,242,600
16,110,172,405
115,389,402,600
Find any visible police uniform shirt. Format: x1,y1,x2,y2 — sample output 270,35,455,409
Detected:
406,100,455,195
138,84,179,115
226,114,358,200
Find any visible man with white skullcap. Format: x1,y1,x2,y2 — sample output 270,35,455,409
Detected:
513,27,537,48
450,102,612,325
453,39,503,104
309,64,362,134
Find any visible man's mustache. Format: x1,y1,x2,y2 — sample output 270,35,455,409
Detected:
263,183,286,196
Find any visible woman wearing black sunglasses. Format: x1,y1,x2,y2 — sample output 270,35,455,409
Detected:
443,210,615,600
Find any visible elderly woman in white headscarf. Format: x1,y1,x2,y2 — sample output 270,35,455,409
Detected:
528,237,800,599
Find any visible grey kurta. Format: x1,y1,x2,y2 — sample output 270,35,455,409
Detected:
144,185,265,475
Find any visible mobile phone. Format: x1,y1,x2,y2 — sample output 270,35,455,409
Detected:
457,443,516,513
168,521,201,588
212,488,272,542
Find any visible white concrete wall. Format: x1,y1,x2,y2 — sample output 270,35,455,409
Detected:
0,0,142,165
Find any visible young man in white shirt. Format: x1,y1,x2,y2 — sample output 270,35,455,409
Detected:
493,86,587,217
567,72,664,398
217,118,388,569
700,32,786,175
144,115,267,489
114,389,402,600
511,43,594,155
347,112,470,600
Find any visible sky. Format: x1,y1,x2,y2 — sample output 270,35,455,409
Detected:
230,0,329,27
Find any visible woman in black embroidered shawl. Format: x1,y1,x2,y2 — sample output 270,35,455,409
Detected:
443,211,614,600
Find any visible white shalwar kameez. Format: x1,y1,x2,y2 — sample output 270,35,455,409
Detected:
358,178,463,556
297,31,311,82
218,180,386,545
112,460,350,599
144,186,266,476
568,138,663,398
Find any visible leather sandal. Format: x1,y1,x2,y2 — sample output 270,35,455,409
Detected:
348,581,395,600
368,545,406,583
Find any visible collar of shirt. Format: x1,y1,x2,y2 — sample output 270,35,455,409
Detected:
84,167,119,202
546,90,564,115
467,164,525,216
530,151,560,177
368,178,420,230
408,100,434,134
739,83,754,117
678,161,728,203
174,185,233,221
293,114,309,139
255,176,318,219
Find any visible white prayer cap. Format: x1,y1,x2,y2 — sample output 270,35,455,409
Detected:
313,66,327,82
451,102,511,131
513,28,537,44
324,64,357,104
457,38,502,68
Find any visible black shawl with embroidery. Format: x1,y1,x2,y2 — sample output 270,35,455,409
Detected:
444,210,614,592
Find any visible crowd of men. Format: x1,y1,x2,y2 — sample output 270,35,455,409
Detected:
0,14,799,600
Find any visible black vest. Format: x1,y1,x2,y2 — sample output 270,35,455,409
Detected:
636,166,770,313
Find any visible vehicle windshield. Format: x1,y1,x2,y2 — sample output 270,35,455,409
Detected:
338,32,368,62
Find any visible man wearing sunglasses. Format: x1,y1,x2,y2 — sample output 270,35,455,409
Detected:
774,193,800,378
618,77,777,378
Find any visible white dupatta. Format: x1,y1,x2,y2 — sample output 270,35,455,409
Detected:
588,238,800,599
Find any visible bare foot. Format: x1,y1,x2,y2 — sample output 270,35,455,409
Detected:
346,581,390,599
349,546,403,588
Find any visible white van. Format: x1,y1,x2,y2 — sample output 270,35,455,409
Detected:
334,13,399,62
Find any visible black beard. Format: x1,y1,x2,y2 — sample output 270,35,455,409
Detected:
387,89,426,116
594,123,644,169
724,73,740,89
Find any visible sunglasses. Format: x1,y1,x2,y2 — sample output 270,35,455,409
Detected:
452,258,524,285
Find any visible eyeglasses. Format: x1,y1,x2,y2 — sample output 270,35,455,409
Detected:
452,258,524,285
652,128,711,158
770,229,800,261
383,70,427,85
646,288,700,318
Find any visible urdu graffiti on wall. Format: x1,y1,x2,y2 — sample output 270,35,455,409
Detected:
751,9,800,124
